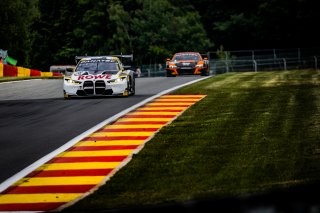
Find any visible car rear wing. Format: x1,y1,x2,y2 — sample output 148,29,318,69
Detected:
75,54,133,64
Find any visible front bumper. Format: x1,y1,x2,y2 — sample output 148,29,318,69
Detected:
166,67,207,75
63,79,127,97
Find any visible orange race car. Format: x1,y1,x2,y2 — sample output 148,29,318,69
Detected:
165,52,210,77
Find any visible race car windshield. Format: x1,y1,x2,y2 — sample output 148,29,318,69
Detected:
173,54,200,61
75,60,120,75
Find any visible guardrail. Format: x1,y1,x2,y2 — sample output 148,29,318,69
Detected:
211,56,319,74
140,64,166,77
138,56,319,77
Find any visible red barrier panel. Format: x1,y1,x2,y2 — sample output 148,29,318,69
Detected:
52,72,63,77
0,65,62,77
3,64,18,77
30,69,41,76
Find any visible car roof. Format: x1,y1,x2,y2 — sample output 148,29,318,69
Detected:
174,52,200,55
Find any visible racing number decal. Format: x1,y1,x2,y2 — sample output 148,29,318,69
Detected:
0,95,206,212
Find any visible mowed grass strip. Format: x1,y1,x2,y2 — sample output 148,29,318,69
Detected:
63,70,320,211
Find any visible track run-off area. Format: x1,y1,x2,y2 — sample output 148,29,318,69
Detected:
0,76,210,212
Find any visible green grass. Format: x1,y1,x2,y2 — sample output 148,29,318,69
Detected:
63,70,320,211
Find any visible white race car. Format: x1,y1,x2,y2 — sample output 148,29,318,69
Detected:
63,55,135,99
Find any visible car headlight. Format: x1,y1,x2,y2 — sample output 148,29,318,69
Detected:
107,78,123,83
65,78,82,85
167,62,177,68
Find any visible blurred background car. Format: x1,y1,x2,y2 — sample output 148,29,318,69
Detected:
166,52,209,77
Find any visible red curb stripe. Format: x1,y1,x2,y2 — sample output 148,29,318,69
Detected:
3,185,95,194
153,101,197,103
49,156,127,163
68,145,139,151
0,203,65,211
112,121,167,125
27,169,113,177
83,136,149,141
122,114,175,118
144,105,190,107
98,128,159,132
159,96,204,99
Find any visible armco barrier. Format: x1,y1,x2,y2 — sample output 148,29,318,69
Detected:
0,63,62,77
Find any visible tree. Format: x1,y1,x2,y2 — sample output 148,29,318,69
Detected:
31,0,76,70
108,2,133,54
132,0,212,64
31,0,112,70
191,0,320,50
0,0,39,66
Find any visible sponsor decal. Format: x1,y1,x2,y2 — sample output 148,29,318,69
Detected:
77,74,112,80
80,59,116,64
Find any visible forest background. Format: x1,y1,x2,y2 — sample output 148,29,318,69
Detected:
0,0,319,71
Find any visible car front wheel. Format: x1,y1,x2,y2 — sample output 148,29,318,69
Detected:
124,76,135,96
129,77,135,96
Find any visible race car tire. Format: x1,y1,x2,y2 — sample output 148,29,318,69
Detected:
129,76,135,96
124,76,135,96
201,71,209,76
166,71,176,77
201,69,210,76
63,91,71,100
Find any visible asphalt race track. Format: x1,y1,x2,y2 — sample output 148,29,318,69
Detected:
0,76,206,184
1,77,319,213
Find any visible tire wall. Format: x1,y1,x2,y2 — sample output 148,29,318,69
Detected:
0,63,3,77
0,64,62,77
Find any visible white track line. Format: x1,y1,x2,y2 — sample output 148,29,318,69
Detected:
0,76,210,193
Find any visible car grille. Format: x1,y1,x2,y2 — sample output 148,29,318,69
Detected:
177,68,195,75
79,80,112,96
95,80,106,95
83,81,94,95
176,62,196,68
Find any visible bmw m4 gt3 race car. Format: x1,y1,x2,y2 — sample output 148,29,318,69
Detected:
166,52,210,77
63,55,135,99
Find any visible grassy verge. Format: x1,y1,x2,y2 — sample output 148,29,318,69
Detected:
64,70,320,211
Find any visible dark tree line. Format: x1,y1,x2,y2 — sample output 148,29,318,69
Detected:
0,0,319,70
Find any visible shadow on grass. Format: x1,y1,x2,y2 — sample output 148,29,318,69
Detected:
66,182,320,213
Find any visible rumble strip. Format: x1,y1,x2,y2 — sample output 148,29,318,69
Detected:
0,94,206,212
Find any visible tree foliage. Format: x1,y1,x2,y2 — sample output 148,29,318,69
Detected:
132,0,212,64
0,0,38,66
1,0,319,69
